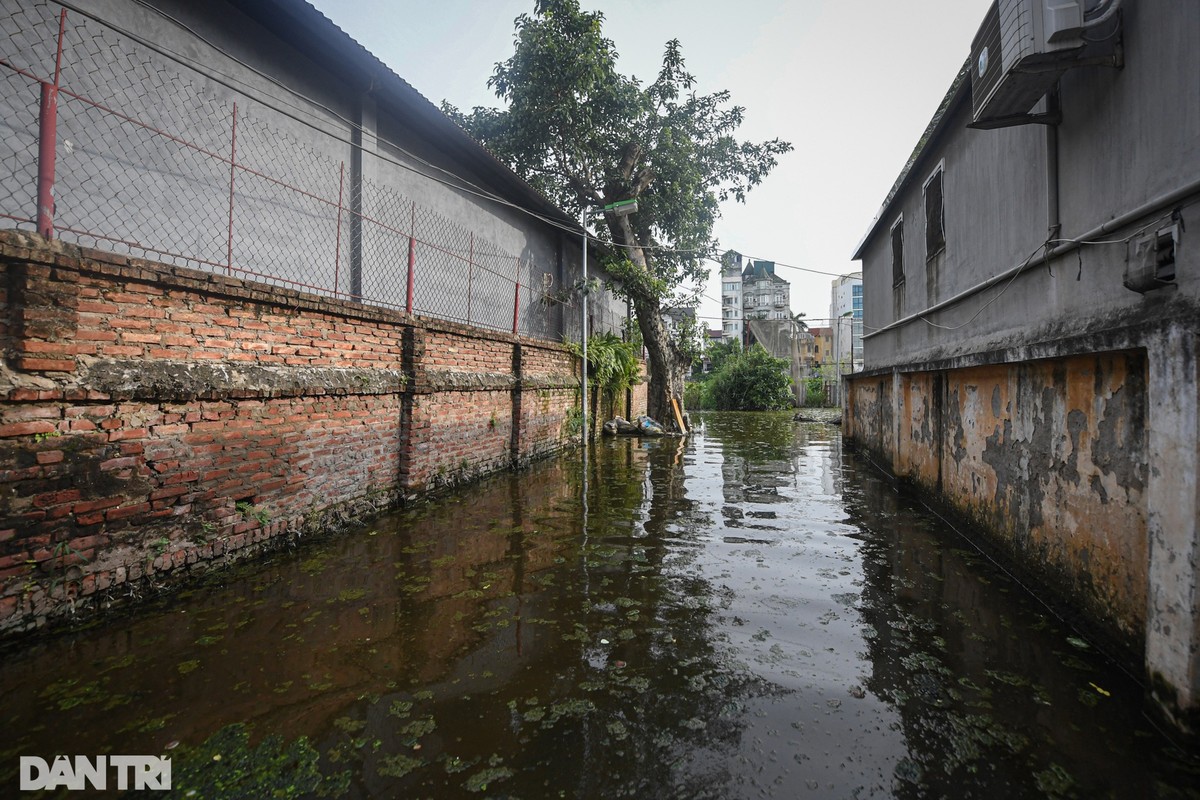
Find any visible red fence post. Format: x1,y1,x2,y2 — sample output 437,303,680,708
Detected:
334,161,344,294
406,236,415,314
36,10,67,239
226,102,238,273
36,83,59,239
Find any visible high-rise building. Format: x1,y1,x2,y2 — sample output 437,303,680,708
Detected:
720,251,744,342
829,272,863,371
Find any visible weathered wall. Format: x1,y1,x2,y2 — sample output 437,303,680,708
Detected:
846,351,1151,662
0,231,642,635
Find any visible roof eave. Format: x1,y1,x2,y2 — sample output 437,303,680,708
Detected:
851,59,972,262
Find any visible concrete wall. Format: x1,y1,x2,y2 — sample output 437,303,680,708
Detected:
850,1,1200,733
0,231,645,636
858,0,1199,369
849,353,1149,647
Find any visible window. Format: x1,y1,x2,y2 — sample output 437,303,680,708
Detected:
890,217,905,287
924,165,945,260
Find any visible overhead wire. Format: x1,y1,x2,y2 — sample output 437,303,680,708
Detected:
48,0,870,288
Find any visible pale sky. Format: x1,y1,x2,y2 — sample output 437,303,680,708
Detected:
307,0,993,327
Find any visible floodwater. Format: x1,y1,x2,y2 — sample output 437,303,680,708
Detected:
1,411,1198,799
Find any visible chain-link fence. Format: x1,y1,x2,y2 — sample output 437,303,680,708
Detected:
0,1,626,340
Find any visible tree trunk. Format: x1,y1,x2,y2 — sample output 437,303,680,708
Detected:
605,212,688,432
632,293,688,430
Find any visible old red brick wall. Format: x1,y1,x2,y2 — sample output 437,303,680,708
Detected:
0,231,589,634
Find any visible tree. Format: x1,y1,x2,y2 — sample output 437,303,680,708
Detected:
705,337,742,375
708,344,793,411
443,0,791,429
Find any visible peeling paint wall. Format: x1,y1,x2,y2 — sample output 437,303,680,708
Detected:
847,352,1150,654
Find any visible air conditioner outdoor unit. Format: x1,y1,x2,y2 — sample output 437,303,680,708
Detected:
970,0,1087,127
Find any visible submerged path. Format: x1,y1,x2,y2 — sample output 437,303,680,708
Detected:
1,411,1197,798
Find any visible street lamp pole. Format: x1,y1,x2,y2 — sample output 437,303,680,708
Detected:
581,205,589,450
580,198,638,448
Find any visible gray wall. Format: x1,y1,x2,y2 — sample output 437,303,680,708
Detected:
858,0,1199,369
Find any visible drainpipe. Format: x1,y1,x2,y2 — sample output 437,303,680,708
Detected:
1045,91,1062,245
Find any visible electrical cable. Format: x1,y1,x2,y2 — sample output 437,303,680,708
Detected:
46,0,864,281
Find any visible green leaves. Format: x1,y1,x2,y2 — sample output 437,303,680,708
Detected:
448,0,790,418
450,0,791,283
706,344,794,411
563,332,641,405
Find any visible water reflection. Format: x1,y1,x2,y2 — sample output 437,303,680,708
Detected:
0,412,1196,798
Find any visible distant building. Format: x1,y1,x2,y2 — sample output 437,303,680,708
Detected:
742,260,790,322
829,272,863,371
808,326,831,371
720,250,791,343
662,305,697,339
720,251,744,342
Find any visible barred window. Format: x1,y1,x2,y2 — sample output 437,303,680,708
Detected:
924,166,945,260
891,218,905,288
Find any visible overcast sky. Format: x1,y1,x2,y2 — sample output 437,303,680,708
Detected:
307,0,993,327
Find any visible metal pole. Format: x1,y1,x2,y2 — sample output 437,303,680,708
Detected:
512,258,520,335
581,206,589,447
36,83,58,239
334,161,344,294
36,11,66,240
226,102,238,273
406,201,415,314
833,318,839,406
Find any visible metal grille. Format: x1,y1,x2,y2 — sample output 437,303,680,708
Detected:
0,0,598,339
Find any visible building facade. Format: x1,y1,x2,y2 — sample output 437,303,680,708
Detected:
0,0,640,633
0,0,630,342
829,272,864,371
720,251,744,342
846,0,1200,733
742,260,790,322
720,251,792,343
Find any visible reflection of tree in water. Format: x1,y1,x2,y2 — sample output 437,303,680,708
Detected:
298,435,782,798
519,435,779,799
849,462,1191,799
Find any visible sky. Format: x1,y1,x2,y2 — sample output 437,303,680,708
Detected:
307,0,994,328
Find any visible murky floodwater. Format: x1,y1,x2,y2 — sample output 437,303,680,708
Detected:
2,411,1198,798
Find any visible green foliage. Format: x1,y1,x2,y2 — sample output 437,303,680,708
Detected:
683,378,713,410
705,337,742,375
804,376,828,407
706,344,793,411
445,6,790,288
563,333,641,405
672,310,704,369
169,723,349,798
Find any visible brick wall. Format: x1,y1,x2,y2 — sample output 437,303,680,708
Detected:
0,231,641,635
